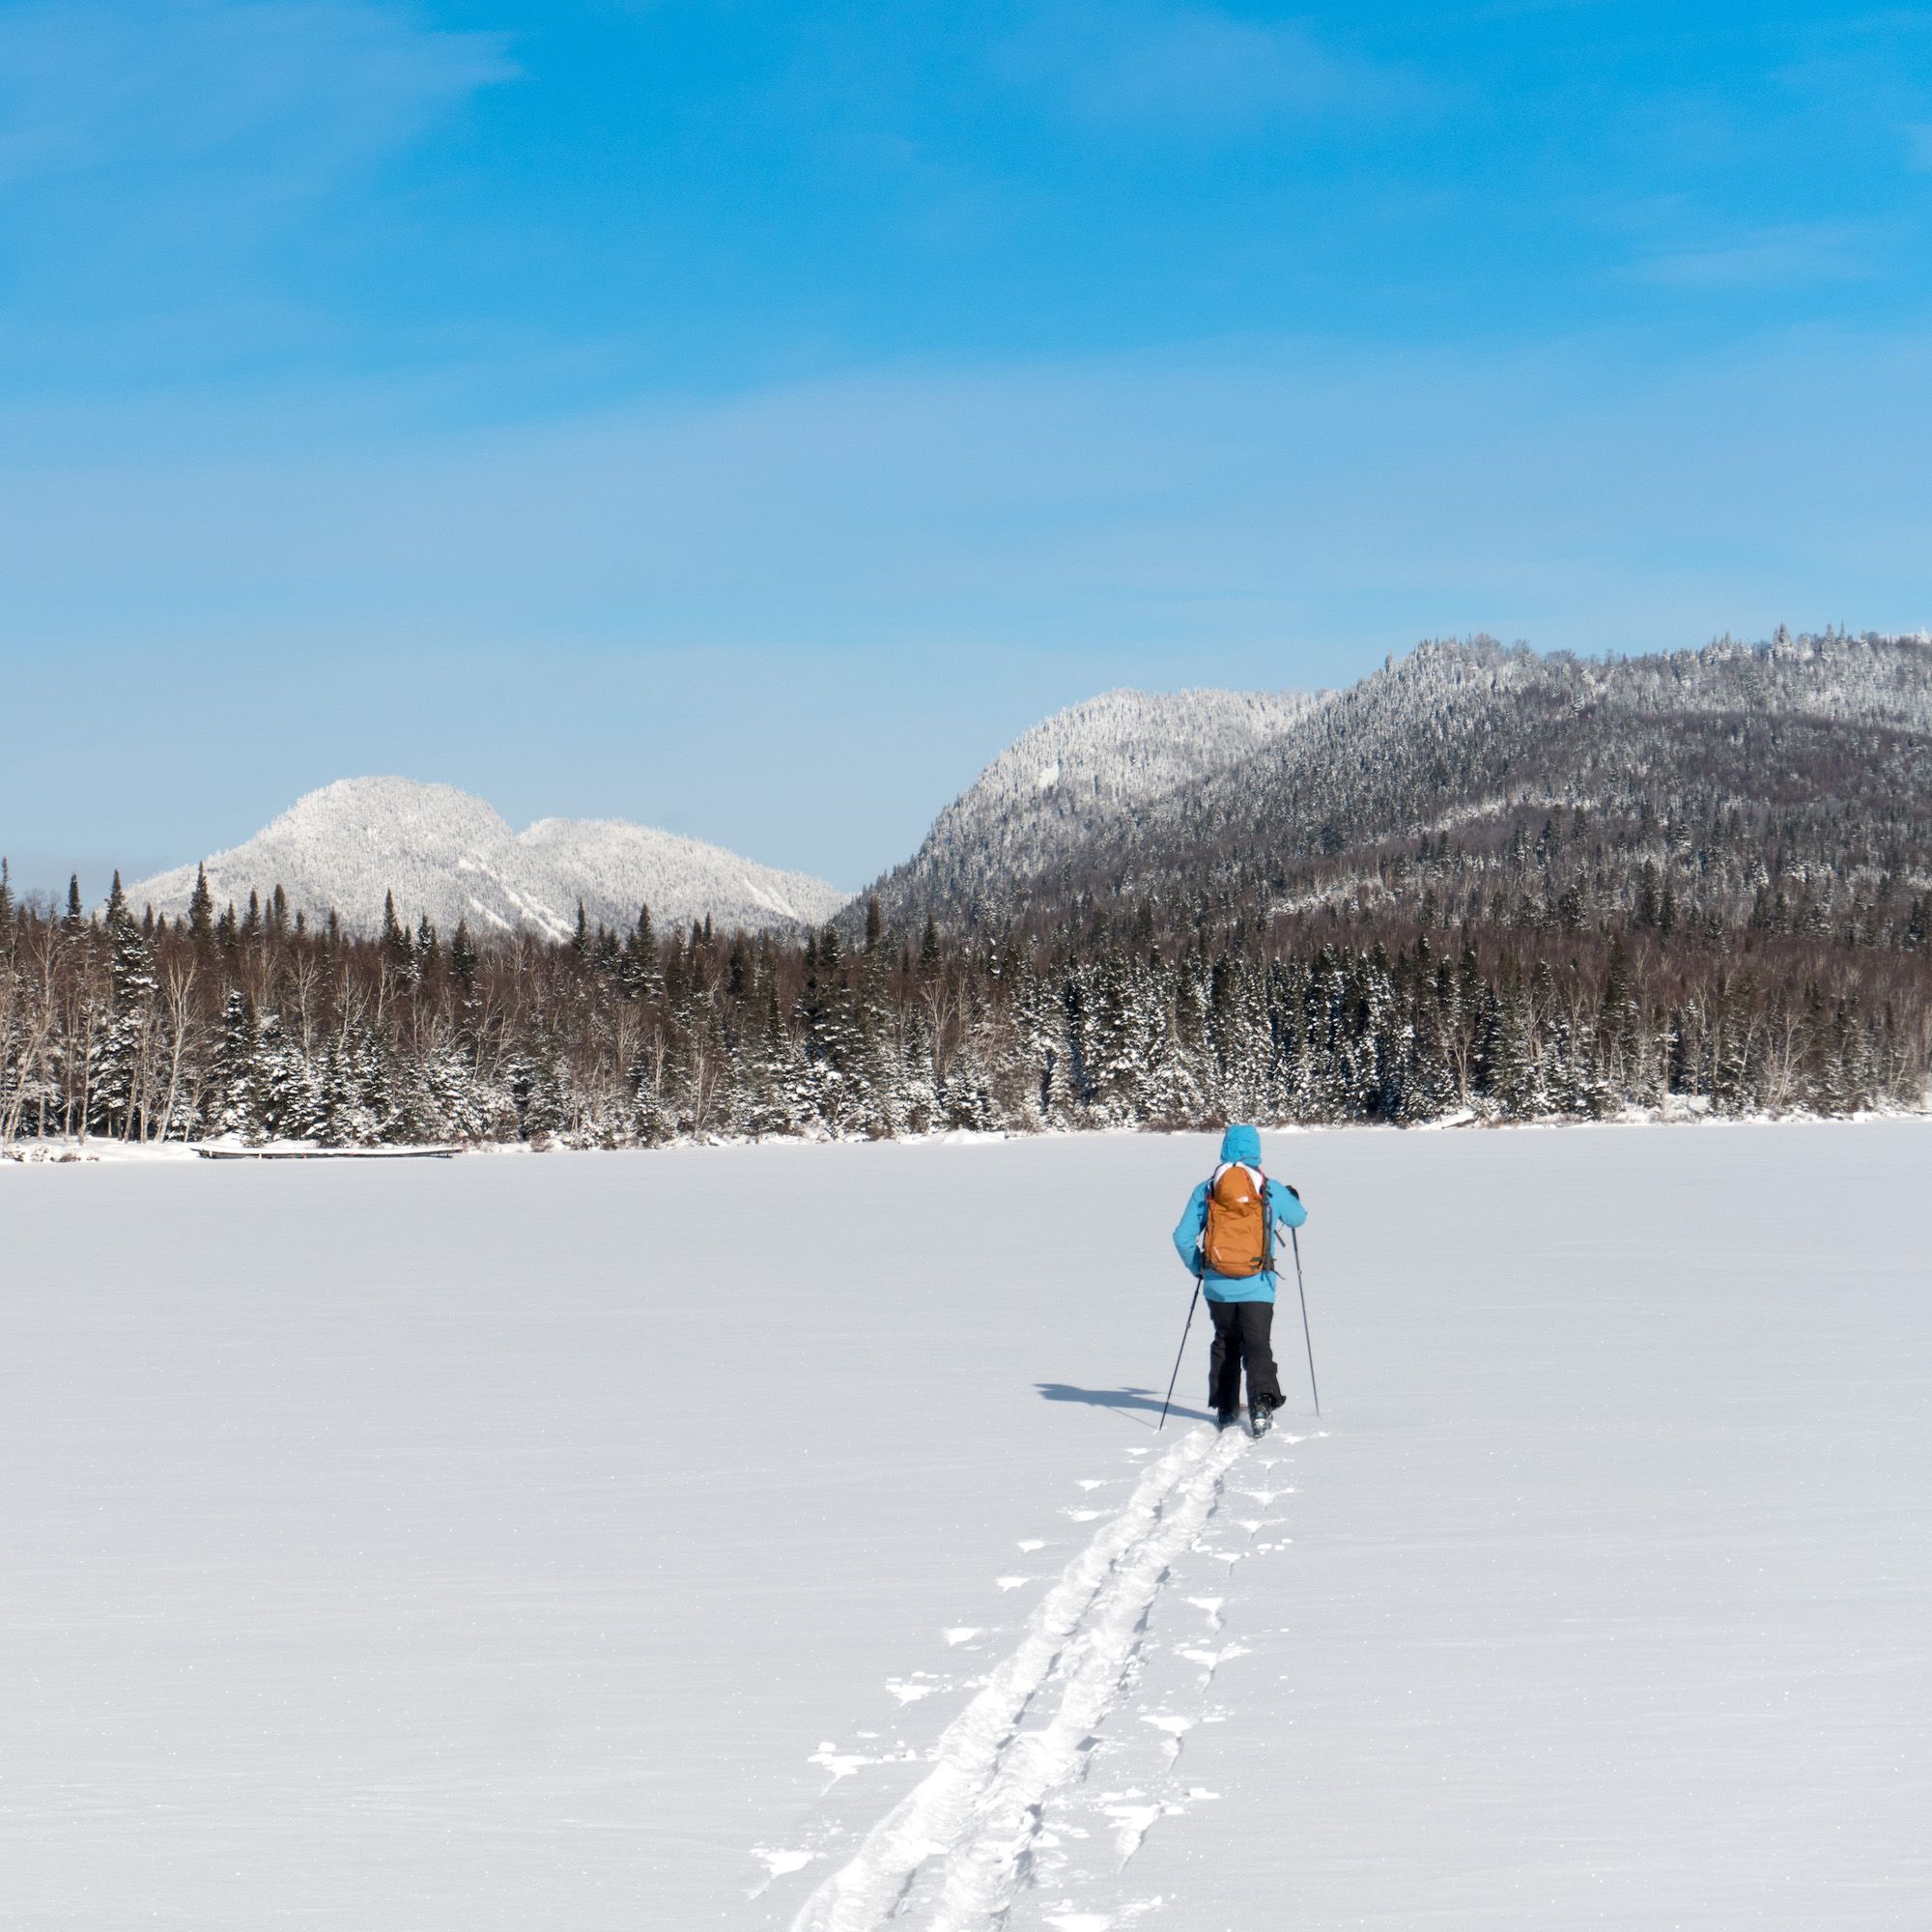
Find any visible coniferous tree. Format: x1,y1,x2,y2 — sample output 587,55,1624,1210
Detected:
97,871,157,1140
450,916,477,991
211,991,263,1140
188,864,215,946
1484,969,1542,1116
381,891,413,980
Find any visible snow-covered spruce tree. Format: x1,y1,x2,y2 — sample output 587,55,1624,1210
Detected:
185,866,215,949
1083,953,1155,1125
895,1005,939,1136
210,991,263,1141
251,1011,319,1141
381,889,416,989
1140,961,1206,1127
1355,944,1413,1122
618,904,661,999
420,1032,507,1143
1007,963,1069,1126
1481,967,1545,1118
936,1021,998,1130
729,988,794,1140
630,1046,677,1147
1297,948,1355,1122
314,1020,389,1147
509,1039,569,1144
846,939,903,1139
95,872,158,1141
794,926,858,1136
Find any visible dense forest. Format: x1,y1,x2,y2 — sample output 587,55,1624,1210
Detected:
2,830,1926,1152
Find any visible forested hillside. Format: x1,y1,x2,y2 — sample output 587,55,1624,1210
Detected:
876,631,1932,952
866,687,1322,926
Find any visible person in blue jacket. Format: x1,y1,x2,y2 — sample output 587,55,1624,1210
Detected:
1172,1123,1308,1433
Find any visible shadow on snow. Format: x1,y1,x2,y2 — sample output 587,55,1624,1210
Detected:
1035,1382,1214,1429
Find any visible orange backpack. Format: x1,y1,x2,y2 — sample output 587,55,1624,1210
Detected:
1202,1164,1273,1278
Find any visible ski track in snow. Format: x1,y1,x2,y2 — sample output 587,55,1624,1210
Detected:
787,1423,1246,1932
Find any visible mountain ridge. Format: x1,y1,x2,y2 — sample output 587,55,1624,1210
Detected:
124,777,848,939
111,629,1932,953
866,630,1932,938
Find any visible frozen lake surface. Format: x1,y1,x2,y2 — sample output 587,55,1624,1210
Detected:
4,1122,1928,1928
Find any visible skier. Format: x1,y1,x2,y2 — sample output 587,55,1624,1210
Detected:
1172,1123,1308,1436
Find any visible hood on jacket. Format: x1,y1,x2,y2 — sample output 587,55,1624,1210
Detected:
1218,1122,1263,1167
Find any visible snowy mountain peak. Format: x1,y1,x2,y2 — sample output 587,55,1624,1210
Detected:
124,778,848,940
868,685,1324,922
262,777,517,866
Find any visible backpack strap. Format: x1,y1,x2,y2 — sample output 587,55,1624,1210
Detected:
1200,1166,1222,1268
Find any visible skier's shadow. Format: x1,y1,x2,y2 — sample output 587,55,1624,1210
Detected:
1035,1382,1214,1430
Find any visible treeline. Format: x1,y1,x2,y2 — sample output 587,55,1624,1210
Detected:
2,857,1926,1151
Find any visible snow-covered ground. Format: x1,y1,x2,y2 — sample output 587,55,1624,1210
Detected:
3,1123,1927,1928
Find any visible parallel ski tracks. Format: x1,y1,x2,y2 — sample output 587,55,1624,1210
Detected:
789,1424,1246,1932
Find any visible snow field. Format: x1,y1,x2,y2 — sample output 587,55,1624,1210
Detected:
3,1121,1929,1929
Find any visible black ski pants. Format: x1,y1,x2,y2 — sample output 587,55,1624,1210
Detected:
1208,1298,1283,1413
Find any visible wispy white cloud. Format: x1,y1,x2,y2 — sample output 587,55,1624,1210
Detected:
1001,2,1427,129
1632,222,1883,292
0,2,517,382
6,327,1929,654
0,0,516,276
6,327,1930,881
0,0,514,190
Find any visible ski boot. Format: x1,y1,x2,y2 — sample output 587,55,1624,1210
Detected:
1249,1397,1274,1439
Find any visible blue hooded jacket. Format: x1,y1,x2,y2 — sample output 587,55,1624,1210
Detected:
1171,1123,1307,1305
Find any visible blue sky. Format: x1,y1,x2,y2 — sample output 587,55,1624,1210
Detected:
2,0,1929,895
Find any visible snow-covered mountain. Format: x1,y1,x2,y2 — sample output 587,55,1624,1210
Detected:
868,631,1932,930
124,778,848,939
867,688,1325,923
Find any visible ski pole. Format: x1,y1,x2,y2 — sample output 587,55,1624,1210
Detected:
1290,1227,1321,1417
1157,1271,1204,1432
